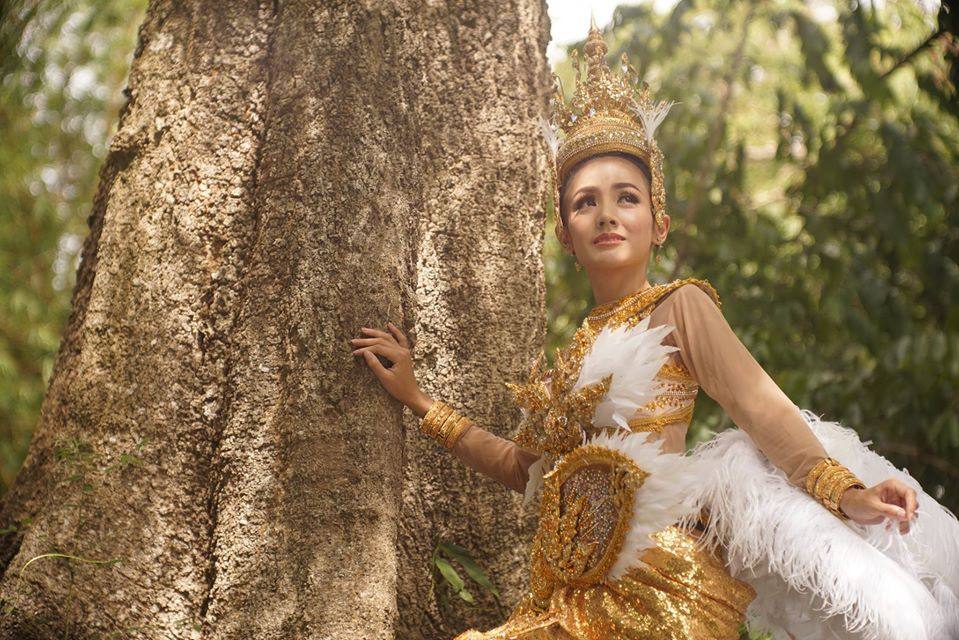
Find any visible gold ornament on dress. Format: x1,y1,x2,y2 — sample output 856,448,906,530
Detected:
505,339,613,457
538,15,678,241
507,278,720,457
585,278,721,331
530,444,651,605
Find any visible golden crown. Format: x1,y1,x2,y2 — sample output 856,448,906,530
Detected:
540,17,676,239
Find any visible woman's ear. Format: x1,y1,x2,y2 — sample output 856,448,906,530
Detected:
655,213,671,245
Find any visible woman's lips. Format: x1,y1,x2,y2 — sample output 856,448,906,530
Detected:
594,234,625,246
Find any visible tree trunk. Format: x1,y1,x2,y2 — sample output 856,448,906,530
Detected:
0,1,550,638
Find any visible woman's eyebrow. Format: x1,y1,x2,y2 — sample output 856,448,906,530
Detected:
571,182,643,200
571,186,597,199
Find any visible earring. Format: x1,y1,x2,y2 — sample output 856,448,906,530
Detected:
574,257,582,272
653,243,662,265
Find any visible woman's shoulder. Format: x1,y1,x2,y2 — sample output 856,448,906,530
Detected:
651,277,722,310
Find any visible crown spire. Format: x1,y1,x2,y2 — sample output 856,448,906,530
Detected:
584,14,608,81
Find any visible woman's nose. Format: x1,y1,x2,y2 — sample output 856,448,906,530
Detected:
596,205,618,227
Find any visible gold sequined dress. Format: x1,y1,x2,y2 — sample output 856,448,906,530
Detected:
444,277,836,640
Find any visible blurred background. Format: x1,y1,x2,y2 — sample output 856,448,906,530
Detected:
1,0,956,518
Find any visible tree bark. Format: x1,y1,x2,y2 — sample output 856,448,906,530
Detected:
0,1,550,638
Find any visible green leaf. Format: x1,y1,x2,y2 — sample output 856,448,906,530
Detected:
457,588,475,603
19,552,120,579
439,541,471,558
434,557,464,592
439,542,500,598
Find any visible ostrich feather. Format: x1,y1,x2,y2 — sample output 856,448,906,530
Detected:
675,408,959,640
631,99,678,144
573,315,679,430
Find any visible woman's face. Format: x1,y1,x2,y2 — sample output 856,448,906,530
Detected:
558,155,669,274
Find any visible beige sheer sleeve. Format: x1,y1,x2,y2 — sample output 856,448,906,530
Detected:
448,421,541,494
648,283,829,487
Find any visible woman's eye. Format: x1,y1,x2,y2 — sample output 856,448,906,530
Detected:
620,193,638,203
575,196,595,210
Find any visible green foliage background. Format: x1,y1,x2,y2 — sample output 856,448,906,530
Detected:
2,0,957,521
546,0,959,514
1,0,148,492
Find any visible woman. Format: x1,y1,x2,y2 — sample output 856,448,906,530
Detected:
349,22,957,640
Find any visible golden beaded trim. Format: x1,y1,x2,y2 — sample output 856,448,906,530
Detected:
658,360,694,381
585,277,722,333
586,284,658,323
421,399,471,449
804,457,866,520
627,404,694,433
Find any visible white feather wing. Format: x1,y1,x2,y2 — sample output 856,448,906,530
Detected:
573,315,679,429
677,408,959,640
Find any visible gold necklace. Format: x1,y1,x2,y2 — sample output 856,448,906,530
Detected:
586,283,665,326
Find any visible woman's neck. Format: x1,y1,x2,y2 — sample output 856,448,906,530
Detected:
587,270,652,306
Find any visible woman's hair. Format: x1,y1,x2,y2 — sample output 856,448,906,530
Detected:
557,151,653,229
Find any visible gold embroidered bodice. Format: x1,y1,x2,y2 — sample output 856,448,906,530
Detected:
628,360,698,433
510,278,718,456
580,358,699,449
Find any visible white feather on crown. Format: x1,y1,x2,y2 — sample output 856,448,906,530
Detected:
630,99,679,145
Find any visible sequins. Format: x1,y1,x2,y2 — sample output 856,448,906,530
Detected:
455,526,756,640
535,446,650,591
625,365,698,434
511,279,717,456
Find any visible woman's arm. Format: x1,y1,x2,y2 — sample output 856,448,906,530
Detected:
657,284,918,530
418,397,540,494
660,284,829,487
351,323,540,494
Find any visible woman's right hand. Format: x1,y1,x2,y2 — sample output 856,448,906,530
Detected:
839,478,918,534
350,322,433,417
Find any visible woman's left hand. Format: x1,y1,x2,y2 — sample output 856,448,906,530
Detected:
839,478,919,533
349,322,431,415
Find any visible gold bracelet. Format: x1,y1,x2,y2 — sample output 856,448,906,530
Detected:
804,457,866,519
819,467,852,516
442,415,472,448
420,400,451,437
804,457,838,495
422,400,453,439
830,472,866,519
813,462,861,518
434,408,461,443
419,400,472,449
833,480,866,519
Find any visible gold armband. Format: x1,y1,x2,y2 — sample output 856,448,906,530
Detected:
420,399,472,449
804,457,866,520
